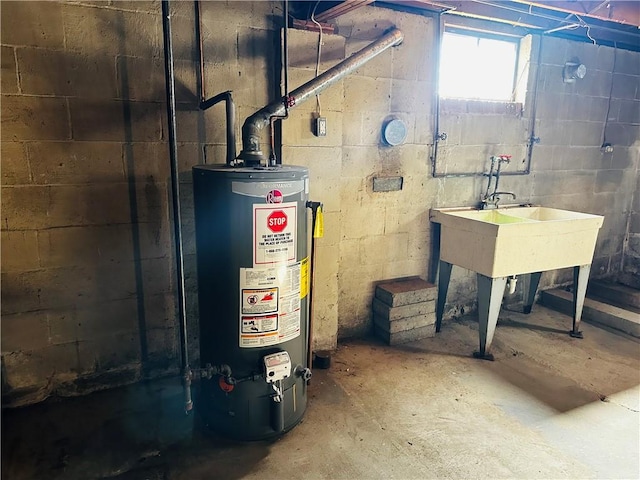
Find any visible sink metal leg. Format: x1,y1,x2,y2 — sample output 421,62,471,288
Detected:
523,271,542,314
570,264,590,338
474,274,507,361
436,261,452,333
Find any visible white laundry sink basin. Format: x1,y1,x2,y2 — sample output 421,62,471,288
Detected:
430,206,604,278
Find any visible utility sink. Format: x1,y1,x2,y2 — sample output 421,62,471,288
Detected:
430,206,604,278
430,205,604,360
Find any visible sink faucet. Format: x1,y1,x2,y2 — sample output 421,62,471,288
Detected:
480,155,517,209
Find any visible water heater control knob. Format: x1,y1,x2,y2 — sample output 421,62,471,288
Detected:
264,351,292,383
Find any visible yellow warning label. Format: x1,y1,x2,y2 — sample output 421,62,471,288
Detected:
313,206,324,238
300,257,309,299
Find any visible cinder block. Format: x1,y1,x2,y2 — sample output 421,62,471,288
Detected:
618,100,640,125
288,29,346,72
169,15,198,63
28,142,123,185
63,4,160,58
595,169,625,193
69,99,162,142
1,96,70,141
1,141,30,185
2,342,81,394
391,20,431,81
334,6,396,41
73,298,140,342
1,271,42,315
361,112,390,146
1,1,64,49
342,111,363,146
144,292,177,331
0,311,50,352
345,38,392,78
146,327,179,371
611,73,638,100
374,323,436,345
1,231,40,273
38,225,134,268
570,121,607,147
113,1,159,14
360,234,409,265
375,277,437,307
200,0,270,31
0,186,49,230
200,19,238,64
17,48,117,98
46,184,132,228
343,75,391,113
390,79,431,113
1,46,17,94
372,297,435,321
80,332,141,371
374,312,436,333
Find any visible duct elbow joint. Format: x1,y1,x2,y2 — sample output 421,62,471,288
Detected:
239,121,266,166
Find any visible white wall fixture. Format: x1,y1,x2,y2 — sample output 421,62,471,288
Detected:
382,117,408,146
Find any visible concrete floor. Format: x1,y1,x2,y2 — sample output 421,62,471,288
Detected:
2,305,639,480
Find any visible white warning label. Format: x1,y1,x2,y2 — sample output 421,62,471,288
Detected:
253,202,297,266
241,288,278,314
239,262,302,348
242,314,278,334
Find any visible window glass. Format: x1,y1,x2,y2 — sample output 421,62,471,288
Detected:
439,31,518,101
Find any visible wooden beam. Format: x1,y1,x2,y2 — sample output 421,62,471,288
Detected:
313,0,375,22
291,18,336,34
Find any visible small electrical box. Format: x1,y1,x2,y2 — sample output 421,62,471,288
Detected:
264,351,291,383
314,116,327,137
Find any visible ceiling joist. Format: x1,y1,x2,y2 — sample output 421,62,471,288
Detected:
291,0,640,51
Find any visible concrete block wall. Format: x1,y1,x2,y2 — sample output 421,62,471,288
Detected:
2,1,638,406
286,7,639,338
0,0,280,406
522,37,640,285
605,49,640,286
1,0,174,406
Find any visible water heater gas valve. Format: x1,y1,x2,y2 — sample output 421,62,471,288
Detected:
264,351,292,383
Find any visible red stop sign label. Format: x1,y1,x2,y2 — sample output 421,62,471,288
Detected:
267,210,287,233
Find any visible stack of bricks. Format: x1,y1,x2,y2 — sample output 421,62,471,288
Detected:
373,277,437,345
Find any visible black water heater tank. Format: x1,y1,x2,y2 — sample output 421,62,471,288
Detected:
192,164,310,440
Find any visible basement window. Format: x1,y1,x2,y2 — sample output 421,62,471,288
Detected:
439,30,519,102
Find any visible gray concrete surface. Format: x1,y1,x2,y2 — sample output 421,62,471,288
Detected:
541,288,640,337
3,305,638,480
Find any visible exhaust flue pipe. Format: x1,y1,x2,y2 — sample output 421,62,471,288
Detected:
238,27,404,165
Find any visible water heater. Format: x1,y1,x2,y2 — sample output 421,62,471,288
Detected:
192,164,311,440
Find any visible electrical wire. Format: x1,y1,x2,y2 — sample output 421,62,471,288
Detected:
310,0,323,116
573,14,597,45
